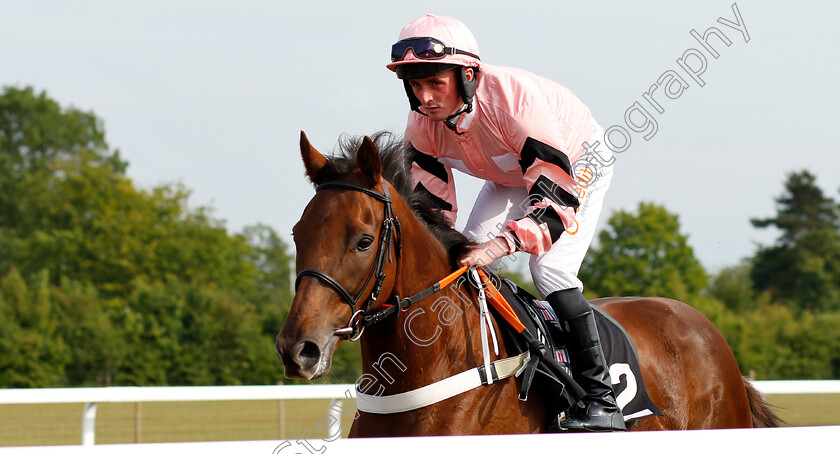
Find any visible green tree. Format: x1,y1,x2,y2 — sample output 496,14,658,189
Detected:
750,171,840,312
752,171,839,244
0,269,69,387
0,86,292,387
730,304,840,379
51,277,124,386
580,202,708,300
0,86,121,234
708,262,771,312
241,224,294,337
0,86,261,298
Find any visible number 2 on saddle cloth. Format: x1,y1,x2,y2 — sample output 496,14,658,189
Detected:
479,269,663,424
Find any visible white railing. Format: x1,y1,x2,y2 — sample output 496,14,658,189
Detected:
751,380,840,394
0,384,355,446
0,381,836,446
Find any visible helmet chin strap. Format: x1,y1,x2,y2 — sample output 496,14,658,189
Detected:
412,101,472,136
443,102,472,134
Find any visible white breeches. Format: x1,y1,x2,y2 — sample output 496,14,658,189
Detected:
463,123,614,298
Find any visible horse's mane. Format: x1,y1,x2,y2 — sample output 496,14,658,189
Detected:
313,131,473,268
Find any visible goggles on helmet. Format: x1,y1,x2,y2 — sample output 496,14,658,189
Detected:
391,37,480,63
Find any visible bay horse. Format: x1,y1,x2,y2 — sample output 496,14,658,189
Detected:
276,131,780,436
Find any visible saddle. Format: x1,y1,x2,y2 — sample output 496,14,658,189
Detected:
487,273,663,425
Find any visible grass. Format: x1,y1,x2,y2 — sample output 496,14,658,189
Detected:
765,394,840,427
0,395,837,446
0,399,355,447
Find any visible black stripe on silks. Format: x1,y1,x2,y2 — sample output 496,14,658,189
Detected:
503,230,523,252
529,174,580,210
518,137,572,176
526,208,566,244
509,231,523,251
415,182,453,212
409,145,449,183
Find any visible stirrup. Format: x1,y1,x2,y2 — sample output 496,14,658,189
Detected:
557,403,626,432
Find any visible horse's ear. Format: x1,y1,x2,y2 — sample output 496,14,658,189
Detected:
300,131,328,183
356,136,382,186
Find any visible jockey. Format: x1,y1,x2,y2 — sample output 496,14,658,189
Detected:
388,14,625,432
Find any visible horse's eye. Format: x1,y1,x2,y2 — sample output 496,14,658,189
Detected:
356,236,374,251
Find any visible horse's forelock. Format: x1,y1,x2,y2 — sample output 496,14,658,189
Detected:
323,131,474,267
325,131,410,196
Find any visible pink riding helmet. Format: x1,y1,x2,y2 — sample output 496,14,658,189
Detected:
388,14,482,115
387,14,482,72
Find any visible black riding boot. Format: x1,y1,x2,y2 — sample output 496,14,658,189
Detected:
547,291,626,432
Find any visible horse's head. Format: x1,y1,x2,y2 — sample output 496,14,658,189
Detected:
276,132,401,379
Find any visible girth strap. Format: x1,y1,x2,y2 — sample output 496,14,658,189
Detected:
356,351,531,414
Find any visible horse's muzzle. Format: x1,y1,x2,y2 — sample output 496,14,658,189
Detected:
276,335,330,380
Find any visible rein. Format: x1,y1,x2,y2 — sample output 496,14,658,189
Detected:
294,180,469,341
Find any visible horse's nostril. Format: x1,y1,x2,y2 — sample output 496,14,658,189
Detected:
292,341,321,371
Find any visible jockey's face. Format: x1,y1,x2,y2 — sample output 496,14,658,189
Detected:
408,68,473,121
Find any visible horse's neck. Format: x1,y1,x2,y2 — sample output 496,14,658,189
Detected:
358,282,488,395
359,207,498,394
361,193,502,392
392,203,452,297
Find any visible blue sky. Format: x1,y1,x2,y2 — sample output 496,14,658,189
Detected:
3,0,839,272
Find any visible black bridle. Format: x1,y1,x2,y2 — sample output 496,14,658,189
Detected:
294,181,402,340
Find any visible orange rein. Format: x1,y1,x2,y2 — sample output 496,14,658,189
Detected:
475,268,527,334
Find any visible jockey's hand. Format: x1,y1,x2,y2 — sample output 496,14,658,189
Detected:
457,237,514,268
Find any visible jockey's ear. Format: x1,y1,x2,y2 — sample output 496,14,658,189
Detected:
300,131,328,183
356,135,382,186
465,67,475,82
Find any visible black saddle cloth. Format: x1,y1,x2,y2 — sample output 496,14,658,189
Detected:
492,276,663,424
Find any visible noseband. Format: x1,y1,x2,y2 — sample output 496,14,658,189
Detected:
294,181,402,340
